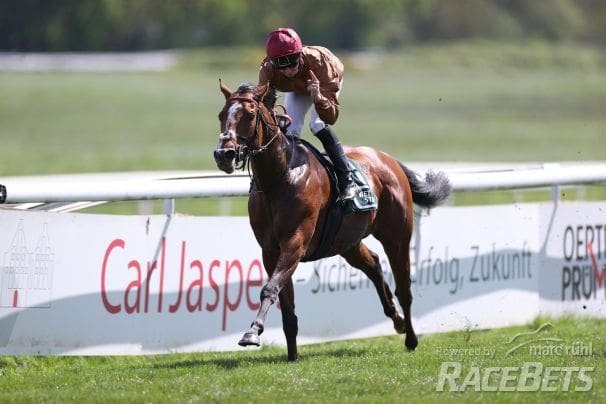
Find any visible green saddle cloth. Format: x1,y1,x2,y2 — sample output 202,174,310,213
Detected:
341,159,378,214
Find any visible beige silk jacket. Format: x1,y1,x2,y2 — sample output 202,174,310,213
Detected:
258,45,344,125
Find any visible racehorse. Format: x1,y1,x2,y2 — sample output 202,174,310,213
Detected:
214,81,451,361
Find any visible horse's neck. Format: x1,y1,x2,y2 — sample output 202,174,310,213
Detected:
251,134,290,190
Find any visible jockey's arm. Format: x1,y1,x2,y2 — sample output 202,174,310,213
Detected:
258,62,269,85
313,91,339,125
308,68,340,125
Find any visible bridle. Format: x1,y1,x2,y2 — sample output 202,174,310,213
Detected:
220,94,283,170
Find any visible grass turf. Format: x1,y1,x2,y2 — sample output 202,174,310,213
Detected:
0,316,603,402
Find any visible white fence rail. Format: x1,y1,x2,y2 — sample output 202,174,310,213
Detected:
1,163,605,207
0,51,179,72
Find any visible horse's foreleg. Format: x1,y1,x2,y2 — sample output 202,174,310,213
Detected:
238,285,275,347
278,279,298,361
238,248,302,350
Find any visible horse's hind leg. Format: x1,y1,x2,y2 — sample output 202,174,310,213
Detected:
278,278,298,361
341,243,406,334
380,239,418,351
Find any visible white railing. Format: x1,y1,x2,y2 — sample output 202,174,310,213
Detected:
1,163,605,211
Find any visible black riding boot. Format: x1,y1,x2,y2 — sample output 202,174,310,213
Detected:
314,126,359,202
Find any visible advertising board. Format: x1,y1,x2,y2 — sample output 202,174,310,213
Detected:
0,202,604,355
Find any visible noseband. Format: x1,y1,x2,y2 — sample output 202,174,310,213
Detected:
220,95,282,170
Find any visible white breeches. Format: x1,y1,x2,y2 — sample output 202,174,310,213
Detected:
283,81,342,137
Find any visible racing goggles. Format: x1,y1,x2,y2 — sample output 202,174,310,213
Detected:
272,53,300,69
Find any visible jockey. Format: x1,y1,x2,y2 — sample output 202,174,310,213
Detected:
258,27,359,203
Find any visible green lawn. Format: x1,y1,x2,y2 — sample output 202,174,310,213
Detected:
1,41,605,214
0,316,603,403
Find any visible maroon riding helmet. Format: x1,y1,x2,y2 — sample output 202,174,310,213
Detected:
266,28,303,69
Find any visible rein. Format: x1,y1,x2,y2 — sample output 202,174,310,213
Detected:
224,95,283,171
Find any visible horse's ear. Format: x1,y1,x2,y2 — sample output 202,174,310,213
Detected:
219,79,232,100
258,84,277,109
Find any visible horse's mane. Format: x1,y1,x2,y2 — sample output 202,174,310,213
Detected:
236,83,277,109
236,83,256,95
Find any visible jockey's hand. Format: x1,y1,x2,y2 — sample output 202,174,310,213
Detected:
307,70,322,102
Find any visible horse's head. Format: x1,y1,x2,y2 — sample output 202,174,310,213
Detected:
214,81,277,174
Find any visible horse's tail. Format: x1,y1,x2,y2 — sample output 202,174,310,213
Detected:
398,162,452,208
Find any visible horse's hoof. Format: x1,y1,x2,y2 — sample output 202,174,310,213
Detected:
405,334,418,351
238,332,261,347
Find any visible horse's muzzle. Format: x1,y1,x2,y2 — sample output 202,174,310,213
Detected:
214,148,236,174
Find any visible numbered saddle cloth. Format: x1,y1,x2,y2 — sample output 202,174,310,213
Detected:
341,159,378,214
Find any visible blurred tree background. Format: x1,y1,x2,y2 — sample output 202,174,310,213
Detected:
1,0,604,51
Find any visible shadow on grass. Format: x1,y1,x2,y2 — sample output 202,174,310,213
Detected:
149,343,392,370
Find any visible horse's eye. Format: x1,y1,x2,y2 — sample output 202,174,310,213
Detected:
245,111,255,120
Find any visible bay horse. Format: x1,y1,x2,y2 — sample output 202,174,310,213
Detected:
213,82,451,361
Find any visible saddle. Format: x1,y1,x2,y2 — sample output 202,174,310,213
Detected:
289,137,378,262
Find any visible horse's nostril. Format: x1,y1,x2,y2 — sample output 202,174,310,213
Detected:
214,149,236,164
